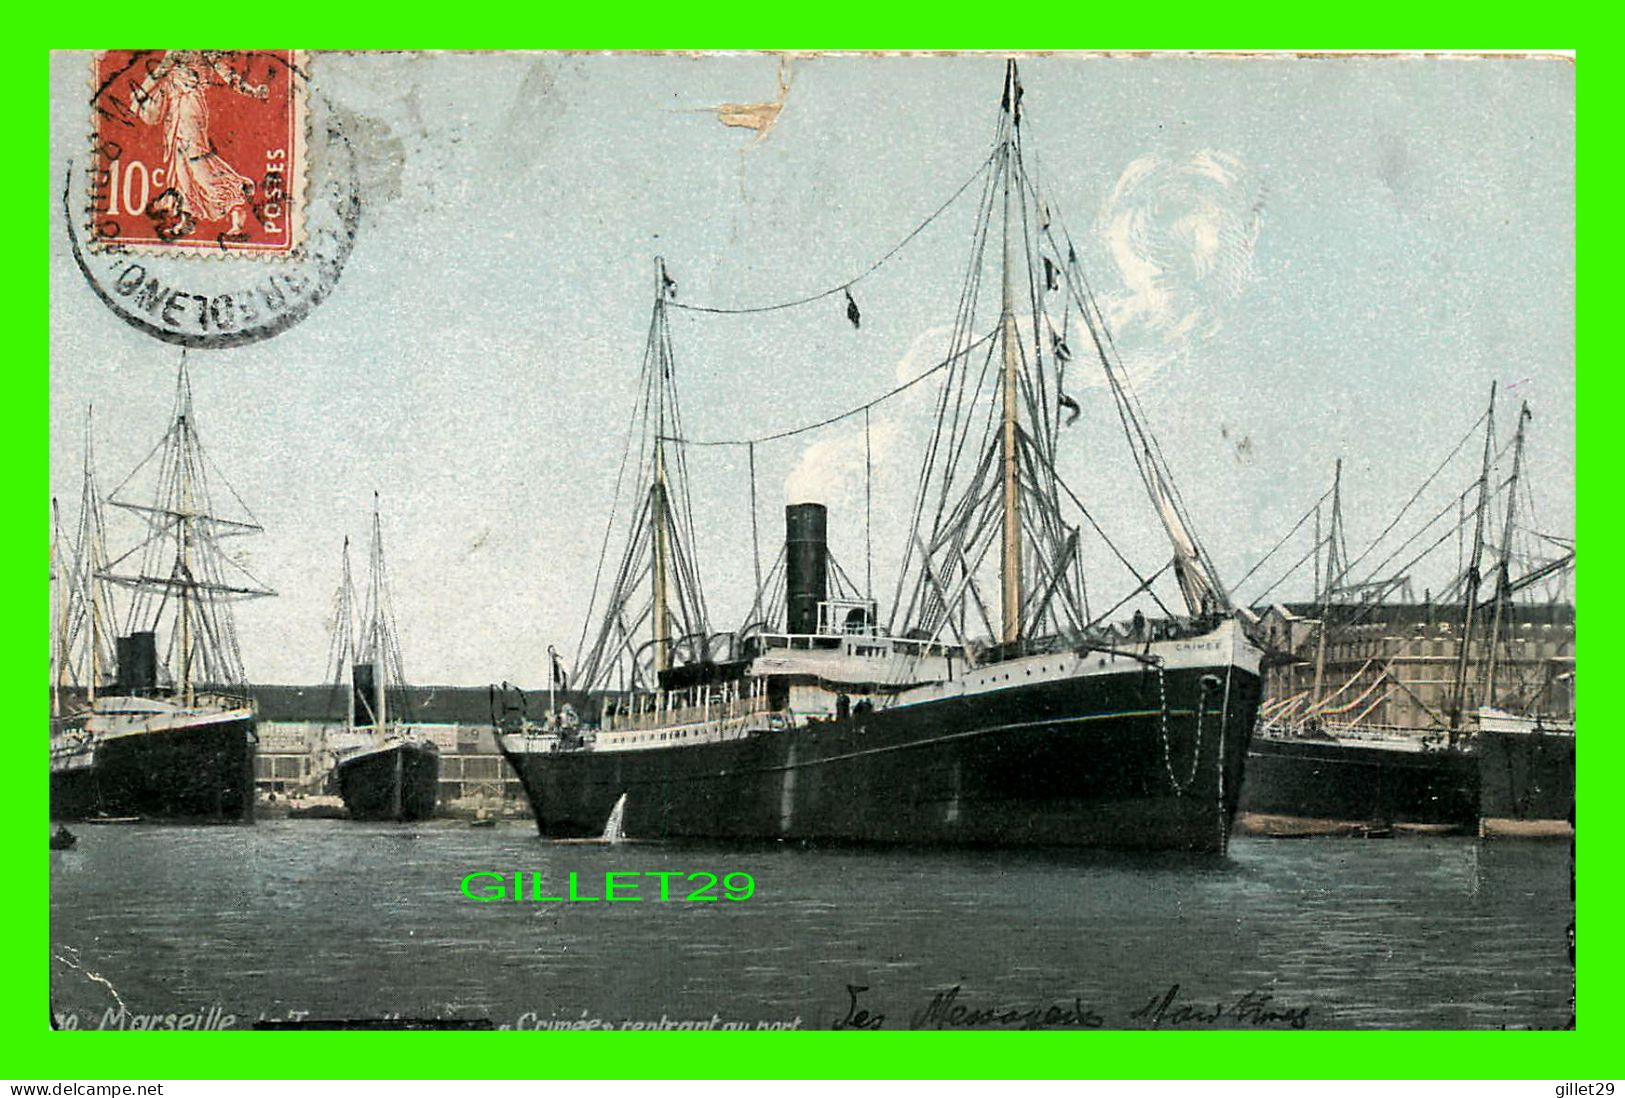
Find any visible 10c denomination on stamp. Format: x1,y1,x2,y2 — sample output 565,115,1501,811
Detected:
89,50,306,256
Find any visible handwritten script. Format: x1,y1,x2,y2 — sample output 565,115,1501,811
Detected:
835,981,1311,1030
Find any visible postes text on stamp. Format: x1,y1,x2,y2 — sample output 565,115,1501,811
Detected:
89,50,306,256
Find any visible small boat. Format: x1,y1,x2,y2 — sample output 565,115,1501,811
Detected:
50,826,77,849
327,498,441,823
287,802,349,820
469,817,497,829
85,816,142,825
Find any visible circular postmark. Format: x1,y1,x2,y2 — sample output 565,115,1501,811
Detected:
65,50,361,349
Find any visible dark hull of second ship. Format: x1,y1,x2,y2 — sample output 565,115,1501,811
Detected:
504,664,1262,853
1239,736,1479,831
1477,729,1574,825
335,742,440,822
49,715,256,823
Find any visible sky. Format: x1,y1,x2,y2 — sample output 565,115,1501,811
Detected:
49,52,1575,686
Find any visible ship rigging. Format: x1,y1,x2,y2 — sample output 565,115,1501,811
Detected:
574,61,1230,697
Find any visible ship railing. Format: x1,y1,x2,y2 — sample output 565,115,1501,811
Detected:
1258,716,1453,748
194,689,255,711
752,632,963,661
602,693,775,734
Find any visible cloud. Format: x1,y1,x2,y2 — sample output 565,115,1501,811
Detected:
781,325,947,506
1094,150,1264,388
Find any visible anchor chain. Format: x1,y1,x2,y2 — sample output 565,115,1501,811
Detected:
1158,665,1219,796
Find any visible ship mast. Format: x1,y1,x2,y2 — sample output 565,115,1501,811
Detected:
100,360,275,695
371,493,387,733
381,496,400,819
87,519,99,706
884,58,1224,649
384,508,399,819
51,498,66,718
1449,381,1497,740
81,407,103,705
176,365,195,706
340,535,356,731
1310,459,1343,714
574,260,709,694
998,60,1023,647
1482,401,1530,706
652,261,672,675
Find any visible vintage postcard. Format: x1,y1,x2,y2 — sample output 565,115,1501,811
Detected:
48,51,1574,1036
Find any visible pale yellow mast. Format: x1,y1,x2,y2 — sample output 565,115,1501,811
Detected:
998,63,1023,647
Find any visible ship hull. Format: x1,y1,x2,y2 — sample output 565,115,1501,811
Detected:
1477,728,1574,832
505,663,1261,853
49,711,256,823
336,741,440,822
1238,736,1478,832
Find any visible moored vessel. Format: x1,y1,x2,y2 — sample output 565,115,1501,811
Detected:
49,363,272,824
328,497,440,822
501,62,1263,853
1238,392,1574,836
1241,724,1478,835
1476,704,1574,837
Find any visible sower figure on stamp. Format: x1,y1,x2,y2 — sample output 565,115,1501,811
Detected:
130,51,269,241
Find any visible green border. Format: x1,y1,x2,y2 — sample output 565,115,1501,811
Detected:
17,15,1602,1080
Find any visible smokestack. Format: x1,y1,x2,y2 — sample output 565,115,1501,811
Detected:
352,663,378,727
785,503,828,636
116,632,157,694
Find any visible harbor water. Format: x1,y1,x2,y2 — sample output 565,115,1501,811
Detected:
50,822,1572,1030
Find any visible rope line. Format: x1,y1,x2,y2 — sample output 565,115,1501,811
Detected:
657,328,997,448
667,151,997,316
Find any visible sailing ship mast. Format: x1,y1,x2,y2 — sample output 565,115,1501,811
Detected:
574,258,709,693
573,60,1233,690
652,259,673,676
335,535,357,729
369,495,387,732
892,59,1227,653
1482,401,1531,706
56,408,118,707
51,498,67,718
100,358,274,697
367,494,400,816
998,61,1023,646
1310,459,1345,716
351,493,411,733
1449,382,1497,738
82,411,108,704
178,395,194,706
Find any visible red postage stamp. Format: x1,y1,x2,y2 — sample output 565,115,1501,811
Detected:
88,50,306,256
